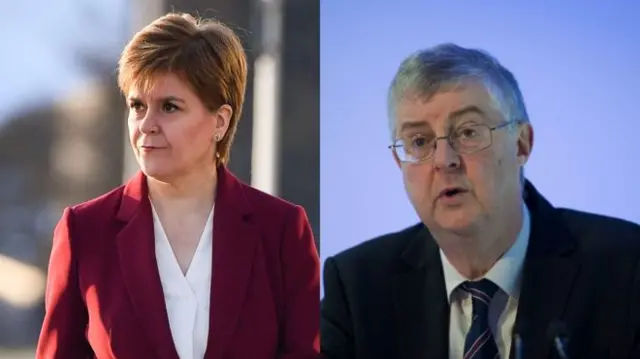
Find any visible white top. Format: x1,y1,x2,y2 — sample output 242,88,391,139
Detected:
152,203,214,359
440,203,531,359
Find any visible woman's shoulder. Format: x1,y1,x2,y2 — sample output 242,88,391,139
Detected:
222,167,301,218
239,181,302,216
54,185,127,250
242,183,300,208
67,183,126,218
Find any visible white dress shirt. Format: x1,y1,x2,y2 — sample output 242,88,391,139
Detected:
152,203,214,359
440,203,531,359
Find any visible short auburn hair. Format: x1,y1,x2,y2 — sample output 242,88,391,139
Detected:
117,12,248,165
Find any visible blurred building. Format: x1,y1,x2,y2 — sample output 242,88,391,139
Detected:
0,0,318,353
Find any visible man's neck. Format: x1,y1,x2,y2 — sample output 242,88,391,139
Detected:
436,202,524,280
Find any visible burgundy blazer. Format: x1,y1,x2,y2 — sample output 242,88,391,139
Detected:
36,166,320,359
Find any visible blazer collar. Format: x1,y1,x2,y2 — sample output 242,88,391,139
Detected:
116,165,252,222
114,165,260,359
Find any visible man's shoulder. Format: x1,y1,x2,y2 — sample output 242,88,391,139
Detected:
328,223,424,269
557,207,640,251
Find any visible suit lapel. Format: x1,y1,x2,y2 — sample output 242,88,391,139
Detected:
115,172,180,359
513,182,580,359
204,166,260,359
392,226,449,359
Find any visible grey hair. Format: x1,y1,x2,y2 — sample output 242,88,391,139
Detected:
387,43,530,185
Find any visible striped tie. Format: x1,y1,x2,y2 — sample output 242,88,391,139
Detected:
461,279,500,359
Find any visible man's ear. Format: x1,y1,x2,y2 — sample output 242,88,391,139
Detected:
516,122,533,166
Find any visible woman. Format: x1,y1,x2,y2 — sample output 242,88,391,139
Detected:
36,12,320,359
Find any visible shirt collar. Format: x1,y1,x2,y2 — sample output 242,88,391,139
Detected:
440,202,531,302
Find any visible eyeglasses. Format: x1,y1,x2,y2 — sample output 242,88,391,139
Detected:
389,121,513,164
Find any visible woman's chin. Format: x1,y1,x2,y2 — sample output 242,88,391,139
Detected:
138,163,176,181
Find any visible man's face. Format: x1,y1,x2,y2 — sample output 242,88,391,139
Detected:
392,82,533,235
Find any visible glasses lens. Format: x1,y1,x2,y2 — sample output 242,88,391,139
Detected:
399,135,434,162
452,125,491,153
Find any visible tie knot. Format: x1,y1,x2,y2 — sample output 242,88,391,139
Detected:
461,279,499,307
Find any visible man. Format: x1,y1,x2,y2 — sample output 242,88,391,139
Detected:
320,43,640,359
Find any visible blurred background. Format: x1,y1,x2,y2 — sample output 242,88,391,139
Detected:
0,0,318,356
321,1,640,295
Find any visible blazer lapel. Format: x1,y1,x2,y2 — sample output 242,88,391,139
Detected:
513,182,580,359
115,172,180,359
392,226,449,359
204,166,261,359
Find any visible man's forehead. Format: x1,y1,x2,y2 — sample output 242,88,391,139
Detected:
395,86,497,125
398,83,490,110
395,103,490,129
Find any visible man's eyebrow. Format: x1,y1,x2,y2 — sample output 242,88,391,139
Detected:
396,105,488,135
448,105,486,121
398,120,430,132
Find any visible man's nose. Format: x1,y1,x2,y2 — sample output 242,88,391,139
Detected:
432,138,460,170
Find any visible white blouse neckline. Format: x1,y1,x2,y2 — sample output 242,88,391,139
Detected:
151,202,214,359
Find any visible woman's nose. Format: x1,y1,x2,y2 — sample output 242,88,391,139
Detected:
139,114,159,134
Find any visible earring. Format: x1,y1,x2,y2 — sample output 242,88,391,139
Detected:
214,133,221,142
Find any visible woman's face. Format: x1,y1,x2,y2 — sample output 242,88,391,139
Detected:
126,72,231,181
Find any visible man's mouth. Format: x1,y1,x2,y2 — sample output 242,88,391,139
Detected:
438,187,468,198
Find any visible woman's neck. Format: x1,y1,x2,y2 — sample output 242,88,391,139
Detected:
147,167,217,214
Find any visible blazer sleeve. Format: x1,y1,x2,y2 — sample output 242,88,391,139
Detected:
36,207,94,359
320,256,355,359
278,205,321,359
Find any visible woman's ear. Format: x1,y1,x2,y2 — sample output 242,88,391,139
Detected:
213,104,233,140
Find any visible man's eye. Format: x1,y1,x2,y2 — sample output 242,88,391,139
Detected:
457,127,479,138
412,136,428,148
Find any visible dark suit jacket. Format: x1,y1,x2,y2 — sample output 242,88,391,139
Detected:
36,165,320,359
321,181,640,359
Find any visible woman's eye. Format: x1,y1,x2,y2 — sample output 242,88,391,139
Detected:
129,102,145,112
162,103,179,113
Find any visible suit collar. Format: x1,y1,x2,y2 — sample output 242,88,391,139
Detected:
393,226,449,359
521,180,577,256
513,180,580,359
394,180,579,359
115,166,260,359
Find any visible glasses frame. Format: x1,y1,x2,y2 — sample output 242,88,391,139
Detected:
388,121,514,164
